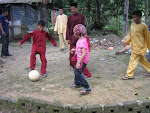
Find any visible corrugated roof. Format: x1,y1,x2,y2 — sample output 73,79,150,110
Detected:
0,0,52,4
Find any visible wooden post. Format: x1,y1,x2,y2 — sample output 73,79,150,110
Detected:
10,4,14,41
122,0,129,37
38,4,49,29
145,0,149,26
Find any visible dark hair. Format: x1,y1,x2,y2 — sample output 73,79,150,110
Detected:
70,3,78,8
59,7,63,10
38,20,46,26
2,8,8,13
132,10,142,17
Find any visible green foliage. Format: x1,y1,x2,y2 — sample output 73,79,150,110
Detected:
52,0,150,35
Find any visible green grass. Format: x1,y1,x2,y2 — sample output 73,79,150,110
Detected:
95,76,101,79
123,56,130,64
10,43,18,47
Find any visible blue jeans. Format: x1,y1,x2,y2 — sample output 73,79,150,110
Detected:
1,34,9,56
74,62,90,88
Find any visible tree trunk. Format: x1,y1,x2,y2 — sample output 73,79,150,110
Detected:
145,0,149,26
116,9,119,27
101,1,105,22
116,15,118,27
87,0,91,12
69,0,74,5
119,15,120,29
122,0,129,37
38,4,49,28
96,0,100,22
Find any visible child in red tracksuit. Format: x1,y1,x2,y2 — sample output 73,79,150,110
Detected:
18,20,57,78
71,35,92,79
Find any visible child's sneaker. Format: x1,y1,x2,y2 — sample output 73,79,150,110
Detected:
70,84,82,88
86,76,93,80
69,66,74,71
80,87,91,95
42,74,47,78
28,68,33,72
60,49,64,51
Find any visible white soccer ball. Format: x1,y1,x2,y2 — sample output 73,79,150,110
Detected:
28,70,40,82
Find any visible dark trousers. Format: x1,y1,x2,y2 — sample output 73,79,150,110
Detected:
74,62,90,88
1,35,9,56
71,54,92,78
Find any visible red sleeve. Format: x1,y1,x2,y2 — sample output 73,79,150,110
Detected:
85,36,91,52
66,15,71,40
46,33,57,46
20,33,33,45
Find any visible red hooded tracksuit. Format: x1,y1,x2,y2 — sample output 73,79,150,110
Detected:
71,35,92,78
20,30,57,74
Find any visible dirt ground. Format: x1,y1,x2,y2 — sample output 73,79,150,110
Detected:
0,39,150,106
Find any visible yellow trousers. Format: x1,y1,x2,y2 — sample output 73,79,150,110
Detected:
59,32,69,49
126,53,150,78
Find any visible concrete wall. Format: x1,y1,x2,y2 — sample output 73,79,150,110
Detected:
0,96,150,113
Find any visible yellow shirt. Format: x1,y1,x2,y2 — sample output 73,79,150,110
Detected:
54,14,68,34
125,22,150,55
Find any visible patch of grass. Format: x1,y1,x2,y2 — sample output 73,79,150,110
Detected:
102,85,109,89
25,67,29,70
123,56,130,64
136,97,142,100
84,100,89,106
104,24,122,36
106,54,117,59
95,76,101,79
0,70,3,73
53,98,62,104
90,82,100,88
10,43,18,47
108,88,113,91
36,63,40,66
78,94,82,98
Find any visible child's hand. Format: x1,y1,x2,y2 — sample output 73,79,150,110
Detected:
2,31,6,36
76,62,80,69
70,48,76,54
18,42,21,46
122,42,127,47
54,31,57,34
68,40,71,44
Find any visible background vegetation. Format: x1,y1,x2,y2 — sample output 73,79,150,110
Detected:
51,0,150,36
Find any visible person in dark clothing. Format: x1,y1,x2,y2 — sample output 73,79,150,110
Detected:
0,8,12,58
66,3,84,69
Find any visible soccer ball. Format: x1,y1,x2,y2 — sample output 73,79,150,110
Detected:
28,70,40,82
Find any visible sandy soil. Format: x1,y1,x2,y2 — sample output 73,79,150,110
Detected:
0,41,150,106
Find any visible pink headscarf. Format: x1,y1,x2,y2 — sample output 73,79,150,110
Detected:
73,24,87,36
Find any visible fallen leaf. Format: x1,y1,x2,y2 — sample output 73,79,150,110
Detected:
135,93,138,95
108,47,114,50
147,97,150,99
133,86,140,89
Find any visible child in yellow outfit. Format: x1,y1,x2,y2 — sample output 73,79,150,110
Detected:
54,7,69,51
122,10,150,80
